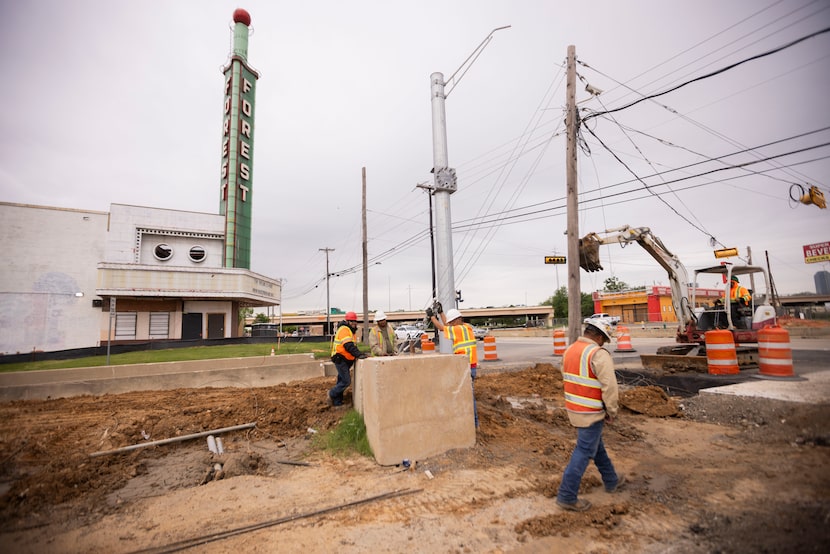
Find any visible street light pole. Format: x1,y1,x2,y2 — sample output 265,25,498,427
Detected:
319,247,334,336
429,25,510,353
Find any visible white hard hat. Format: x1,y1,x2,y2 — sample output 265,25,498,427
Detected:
445,308,462,322
586,320,613,341
373,310,387,322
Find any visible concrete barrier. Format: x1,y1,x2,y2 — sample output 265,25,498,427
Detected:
354,354,476,466
0,354,327,401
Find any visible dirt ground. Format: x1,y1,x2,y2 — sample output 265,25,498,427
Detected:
0,363,828,553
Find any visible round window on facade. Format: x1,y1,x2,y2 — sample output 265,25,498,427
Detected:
154,243,173,261
189,245,206,263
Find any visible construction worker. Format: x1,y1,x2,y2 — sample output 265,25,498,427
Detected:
729,275,752,328
556,320,624,512
729,275,752,305
328,311,366,407
428,303,479,427
368,310,396,357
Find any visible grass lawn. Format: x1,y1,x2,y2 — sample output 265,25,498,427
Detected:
0,342,357,374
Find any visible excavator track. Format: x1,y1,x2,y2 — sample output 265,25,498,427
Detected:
640,345,758,372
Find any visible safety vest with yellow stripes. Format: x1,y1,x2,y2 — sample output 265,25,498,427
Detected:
730,282,751,304
444,323,478,366
562,340,604,413
331,324,356,361
371,326,396,355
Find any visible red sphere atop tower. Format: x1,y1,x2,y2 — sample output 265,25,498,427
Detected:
233,9,251,26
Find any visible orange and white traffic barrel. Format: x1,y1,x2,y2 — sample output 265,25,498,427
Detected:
757,327,796,379
614,326,636,352
704,330,740,375
420,334,435,353
553,329,567,356
482,335,499,361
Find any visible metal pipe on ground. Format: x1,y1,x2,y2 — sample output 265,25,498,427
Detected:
89,423,256,458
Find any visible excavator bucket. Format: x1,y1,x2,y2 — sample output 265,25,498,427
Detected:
579,234,603,272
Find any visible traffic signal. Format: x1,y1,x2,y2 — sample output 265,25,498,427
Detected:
544,256,566,264
713,248,739,259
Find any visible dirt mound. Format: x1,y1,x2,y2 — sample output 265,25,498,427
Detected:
620,385,680,417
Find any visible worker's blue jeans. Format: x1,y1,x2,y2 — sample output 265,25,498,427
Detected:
557,419,618,504
329,358,353,405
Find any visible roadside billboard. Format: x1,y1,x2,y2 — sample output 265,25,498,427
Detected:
803,241,830,264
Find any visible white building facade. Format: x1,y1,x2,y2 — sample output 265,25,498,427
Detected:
0,202,280,355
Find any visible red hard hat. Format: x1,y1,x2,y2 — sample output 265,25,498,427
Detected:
345,311,358,321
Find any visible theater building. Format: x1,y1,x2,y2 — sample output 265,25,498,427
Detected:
0,10,280,355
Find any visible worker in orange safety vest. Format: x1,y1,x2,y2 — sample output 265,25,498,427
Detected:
328,311,366,407
556,320,624,512
729,275,752,306
429,303,479,427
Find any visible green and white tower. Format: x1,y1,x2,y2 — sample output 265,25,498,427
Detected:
219,8,258,269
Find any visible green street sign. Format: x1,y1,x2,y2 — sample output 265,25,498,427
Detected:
544,256,566,264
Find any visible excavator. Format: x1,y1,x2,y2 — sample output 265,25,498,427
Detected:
578,225,777,370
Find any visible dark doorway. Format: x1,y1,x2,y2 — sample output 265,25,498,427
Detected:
207,313,225,339
182,313,203,340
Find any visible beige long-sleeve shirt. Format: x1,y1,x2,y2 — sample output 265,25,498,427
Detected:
562,336,619,427
369,324,396,356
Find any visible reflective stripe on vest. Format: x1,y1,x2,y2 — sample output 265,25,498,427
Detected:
373,327,395,354
730,283,750,303
331,325,356,360
562,341,604,412
445,323,478,366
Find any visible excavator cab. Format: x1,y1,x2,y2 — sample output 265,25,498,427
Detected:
692,265,776,340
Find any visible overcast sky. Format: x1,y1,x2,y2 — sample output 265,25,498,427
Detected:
2,0,829,315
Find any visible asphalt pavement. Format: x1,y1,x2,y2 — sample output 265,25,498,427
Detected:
477,335,830,402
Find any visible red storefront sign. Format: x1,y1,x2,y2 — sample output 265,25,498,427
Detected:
803,241,830,264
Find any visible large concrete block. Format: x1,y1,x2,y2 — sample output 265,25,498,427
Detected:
355,354,476,466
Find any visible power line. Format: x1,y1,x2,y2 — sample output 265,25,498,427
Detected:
582,26,830,123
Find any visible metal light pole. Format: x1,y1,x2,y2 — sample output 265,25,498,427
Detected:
430,25,510,353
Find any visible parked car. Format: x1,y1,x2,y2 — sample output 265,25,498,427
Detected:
473,327,488,340
583,313,620,327
395,325,425,341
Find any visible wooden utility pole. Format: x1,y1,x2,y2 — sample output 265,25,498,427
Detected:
361,167,369,343
565,45,581,344
319,247,334,336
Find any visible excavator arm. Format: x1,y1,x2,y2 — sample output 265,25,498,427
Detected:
579,226,696,328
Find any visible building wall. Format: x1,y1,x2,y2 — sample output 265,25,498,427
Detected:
107,204,225,267
184,300,234,339
0,203,108,354
1,202,268,354
98,299,182,342
593,286,724,324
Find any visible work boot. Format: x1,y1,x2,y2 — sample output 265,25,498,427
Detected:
606,474,626,493
556,498,591,512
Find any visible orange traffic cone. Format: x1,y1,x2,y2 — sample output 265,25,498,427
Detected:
704,330,739,375
270,346,275,356
482,336,499,361
614,326,636,352
756,326,802,380
553,329,567,356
